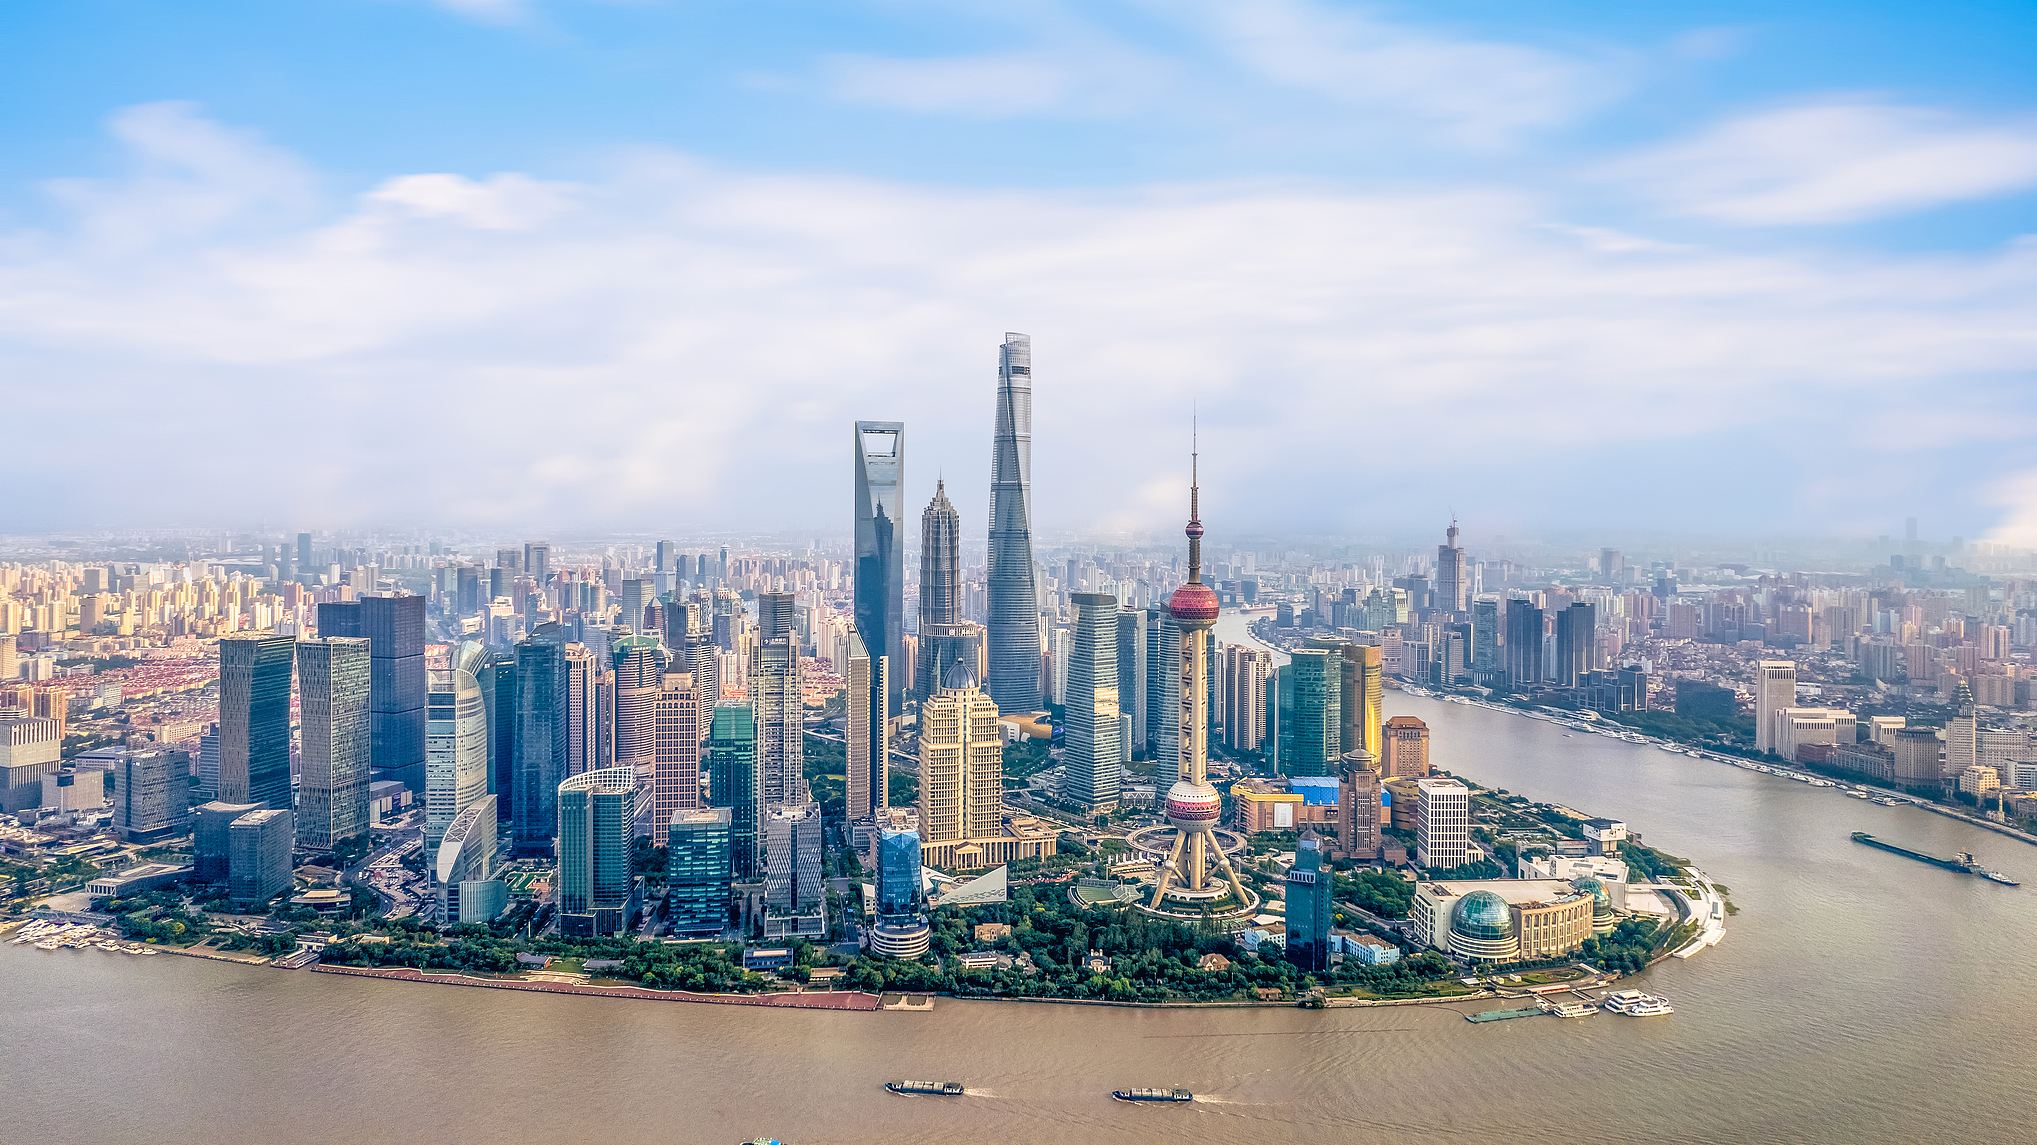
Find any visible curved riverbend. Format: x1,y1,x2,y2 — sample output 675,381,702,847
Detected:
4,689,2031,1144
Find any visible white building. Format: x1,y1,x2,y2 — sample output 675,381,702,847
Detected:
1753,660,1797,755
1416,777,1470,869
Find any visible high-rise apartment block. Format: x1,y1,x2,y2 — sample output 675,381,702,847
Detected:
1223,644,1273,752
986,333,1043,714
1060,592,1122,813
218,633,294,810
298,636,372,851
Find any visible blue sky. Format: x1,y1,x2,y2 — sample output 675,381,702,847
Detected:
4,1,2037,547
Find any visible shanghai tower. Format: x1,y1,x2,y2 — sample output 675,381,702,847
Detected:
854,421,905,711
987,332,1042,713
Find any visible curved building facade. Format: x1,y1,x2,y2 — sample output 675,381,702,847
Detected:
425,666,489,854
434,794,504,924
986,333,1042,713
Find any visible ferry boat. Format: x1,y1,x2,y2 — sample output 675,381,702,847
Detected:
1539,998,1597,1018
1846,790,1873,799
885,1081,964,1097
1601,990,1674,1017
1870,796,1903,806
1113,1088,1193,1103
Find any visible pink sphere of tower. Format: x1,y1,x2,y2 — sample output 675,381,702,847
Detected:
1165,779,1223,832
1168,581,1220,629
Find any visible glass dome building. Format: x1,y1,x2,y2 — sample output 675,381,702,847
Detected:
1571,875,1619,934
1448,890,1520,962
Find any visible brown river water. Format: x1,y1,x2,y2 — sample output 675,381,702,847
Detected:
5,686,2033,1144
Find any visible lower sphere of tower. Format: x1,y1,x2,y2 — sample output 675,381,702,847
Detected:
1164,779,1222,832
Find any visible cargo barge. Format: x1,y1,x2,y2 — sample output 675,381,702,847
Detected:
1465,1007,1543,1023
1113,1088,1193,1103
1850,832,2019,885
886,1081,964,1096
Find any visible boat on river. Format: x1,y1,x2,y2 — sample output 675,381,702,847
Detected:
886,1081,964,1097
1466,1007,1542,1023
1113,1088,1192,1103
1850,832,2019,885
1602,990,1674,1016
1539,998,1597,1018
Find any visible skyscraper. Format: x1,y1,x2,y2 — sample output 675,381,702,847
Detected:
1277,648,1341,777
652,672,702,836
227,808,294,908
844,629,889,826
1146,609,1181,768
1416,777,1470,869
1754,660,1798,756
297,636,371,851
1555,601,1596,687
611,632,666,776
1339,642,1383,762
1337,748,1382,861
1505,598,1543,686
562,642,597,779
986,332,1042,713
1117,609,1148,755
915,480,979,702
218,633,294,810
523,540,551,589
667,806,731,936
425,664,489,854
1285,828,1332,971
854,420,905,711
1436,521,1468,613
763,802,824,923
1471,598,1502,678
1060,592,1122,814
512,623,568,856
434,794,504,925
111,748,191,845
1222,644,1273,753
751,594,804,806
317,595,427,792
1381,715,1431,778
556,765,638,936
705,704,762,879
918,660,1005,856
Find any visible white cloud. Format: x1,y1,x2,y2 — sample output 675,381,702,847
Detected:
822,54,1084,117
1167,0,1622,147
6,106,2037,537
1602,101,2037,225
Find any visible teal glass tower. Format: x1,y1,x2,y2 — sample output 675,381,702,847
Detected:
667,806,732,936
1285,828,1332,971
705,704,762,880
557,765,638,936
854,420,905,711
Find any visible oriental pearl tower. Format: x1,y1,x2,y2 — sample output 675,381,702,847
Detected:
1147,440,1254,914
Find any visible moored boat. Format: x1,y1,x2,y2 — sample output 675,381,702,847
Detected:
1113,1088,1193,1103
1601,990,1674,1016
1539,998,1597,1018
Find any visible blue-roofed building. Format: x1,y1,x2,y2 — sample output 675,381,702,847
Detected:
1290,776,1340,807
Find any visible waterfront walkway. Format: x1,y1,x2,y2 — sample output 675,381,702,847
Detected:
310,964,881,1009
